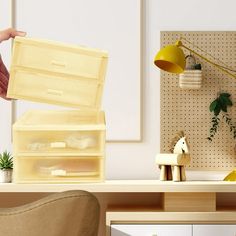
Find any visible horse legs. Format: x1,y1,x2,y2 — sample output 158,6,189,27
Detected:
160,165,167,181
180,166,186,181
166,165,173,180
173,166,181,182
161,165,186,182
160,165,173,181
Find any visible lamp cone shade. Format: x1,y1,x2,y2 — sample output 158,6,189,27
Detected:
154,45,186,74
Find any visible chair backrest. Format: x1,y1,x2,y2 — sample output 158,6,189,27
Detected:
0,190,100,236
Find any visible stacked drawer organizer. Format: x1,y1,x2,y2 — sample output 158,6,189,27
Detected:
7,36,108,183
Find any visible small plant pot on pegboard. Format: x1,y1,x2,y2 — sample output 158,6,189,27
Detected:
179,70,202,89
179,54,202,89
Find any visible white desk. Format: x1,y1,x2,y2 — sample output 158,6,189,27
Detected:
1,180,236,236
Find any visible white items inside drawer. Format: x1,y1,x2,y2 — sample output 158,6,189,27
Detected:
15,156,104,182
14,130,104,155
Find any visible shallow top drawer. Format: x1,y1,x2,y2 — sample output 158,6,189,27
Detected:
7,37,108,110
13,110,106,131
12,38,107,78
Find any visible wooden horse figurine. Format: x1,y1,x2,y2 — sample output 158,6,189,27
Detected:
156,131,191,182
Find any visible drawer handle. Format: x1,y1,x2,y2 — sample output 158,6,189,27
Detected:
50,142,66,148
51,170,99,177
51,60,66,67
47,89,63,96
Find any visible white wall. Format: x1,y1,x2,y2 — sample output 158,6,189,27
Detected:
1,0,236,179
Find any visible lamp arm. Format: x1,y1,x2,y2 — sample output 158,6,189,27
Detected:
181,44,236,80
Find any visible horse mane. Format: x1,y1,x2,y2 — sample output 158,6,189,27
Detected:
169,130,185,153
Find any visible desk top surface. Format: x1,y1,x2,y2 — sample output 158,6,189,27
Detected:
1,180,236,193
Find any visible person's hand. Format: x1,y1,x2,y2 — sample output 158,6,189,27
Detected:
0,28,26,100
0,28,26,43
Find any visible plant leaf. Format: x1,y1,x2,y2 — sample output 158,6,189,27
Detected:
214,102,221,116
209,99,218,112
220,95,233,106
220,93,231,98
0,151,13,169
221,102,227,112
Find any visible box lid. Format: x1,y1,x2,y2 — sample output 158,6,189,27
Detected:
13,110,105,131
7,37,108,110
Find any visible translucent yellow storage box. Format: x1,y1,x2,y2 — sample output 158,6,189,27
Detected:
13,110,105,183
8,37,108,183
7,37,108,110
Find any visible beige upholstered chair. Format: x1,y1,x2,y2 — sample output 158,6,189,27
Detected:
0,190,100,236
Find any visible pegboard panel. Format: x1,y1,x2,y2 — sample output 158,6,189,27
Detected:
160,31,236,170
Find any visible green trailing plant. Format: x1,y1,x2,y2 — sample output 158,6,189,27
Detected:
222,113,236,139
0,151,13,170
207,92,236,141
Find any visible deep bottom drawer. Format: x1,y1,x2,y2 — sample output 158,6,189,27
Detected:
14,156,104,183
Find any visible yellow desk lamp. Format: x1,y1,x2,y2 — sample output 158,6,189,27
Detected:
154,38,236,79
154,37,236,181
